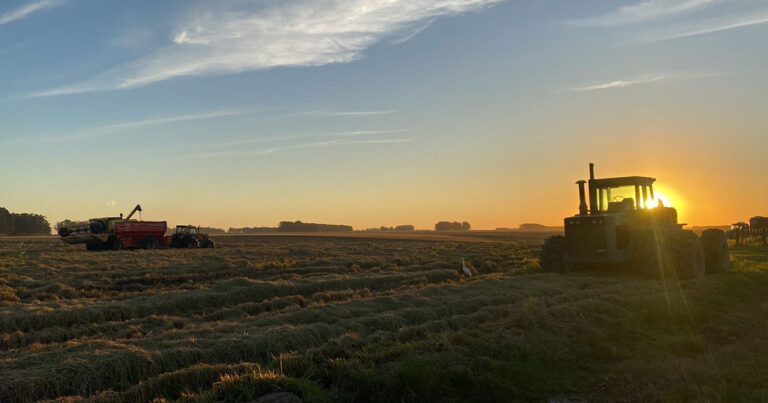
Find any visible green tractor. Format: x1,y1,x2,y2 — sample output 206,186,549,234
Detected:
541,163,729,279
170,225,215,248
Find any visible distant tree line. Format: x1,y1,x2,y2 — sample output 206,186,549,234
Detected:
0,207,51,235
367,225,415,232
228,227,278,234
199,226,226,234
278,221,353,233
434,221,471,231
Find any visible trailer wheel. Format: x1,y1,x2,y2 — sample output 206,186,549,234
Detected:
700,229,729,274
141,237,159,250
540,236,572,272
86,241,101,251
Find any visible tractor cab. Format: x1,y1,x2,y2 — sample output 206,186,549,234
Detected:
175,225,199,236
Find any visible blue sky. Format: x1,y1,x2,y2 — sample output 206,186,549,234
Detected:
1,0,767,229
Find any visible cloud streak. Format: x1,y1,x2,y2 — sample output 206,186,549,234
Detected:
647,14,768,42
299,110,399,117
0,0,62,26
567,75,667,92
179,137,412,160
5,109,253,144
33,0,502,96
565,71,719,92
567,0,719,27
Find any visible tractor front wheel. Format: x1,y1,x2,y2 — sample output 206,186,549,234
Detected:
85,241,101,251
107,236,123,251
667,230,705,280
200,238,215,248
540,236,571,272
630,230,704,280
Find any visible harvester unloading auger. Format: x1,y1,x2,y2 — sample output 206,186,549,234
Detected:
540,163,729,279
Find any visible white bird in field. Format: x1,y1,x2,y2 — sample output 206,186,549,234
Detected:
462,259,472,277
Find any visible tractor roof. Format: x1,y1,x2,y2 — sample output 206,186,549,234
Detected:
590,176,655,188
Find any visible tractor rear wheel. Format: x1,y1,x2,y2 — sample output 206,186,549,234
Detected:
700,229,729,274
540,236,571,272
185,237,199,248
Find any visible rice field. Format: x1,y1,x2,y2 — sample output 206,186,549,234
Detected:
1,233,768,402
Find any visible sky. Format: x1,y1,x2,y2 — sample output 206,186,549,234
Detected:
0,0,767,230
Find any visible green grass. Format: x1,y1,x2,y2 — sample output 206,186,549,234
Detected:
1,235,768,402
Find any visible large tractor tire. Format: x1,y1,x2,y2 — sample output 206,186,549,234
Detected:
667,230,705,280
540,235,571,272
185,237,199,248
85,241,102,251
107,236,123,251
700,229,729,274
630,230,704,280
629,230,664,278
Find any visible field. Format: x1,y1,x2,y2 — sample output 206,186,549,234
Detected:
1,233,768,402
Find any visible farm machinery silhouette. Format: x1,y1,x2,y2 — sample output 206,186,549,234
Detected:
541,164,729,279
57,204,215,251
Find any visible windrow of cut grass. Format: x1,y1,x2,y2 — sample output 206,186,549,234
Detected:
0,234,540,402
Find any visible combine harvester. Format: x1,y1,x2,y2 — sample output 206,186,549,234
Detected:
58,204,214,251
541,163,729,279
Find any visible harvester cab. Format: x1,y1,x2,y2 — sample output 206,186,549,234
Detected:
540,163,729,279
171,225,215,248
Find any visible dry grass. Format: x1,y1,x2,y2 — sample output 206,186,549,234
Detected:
1,233,767,402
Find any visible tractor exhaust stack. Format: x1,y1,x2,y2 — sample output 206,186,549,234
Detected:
576,180,588,216
587,163,598,215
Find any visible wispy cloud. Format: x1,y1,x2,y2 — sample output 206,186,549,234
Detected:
299,110,399,117
567,0,720,27
179,137,412,160
646,14,768,42
32,0,502,96
92,109,251,133
565,71,718,92
0,0,63,26
5,109,253,144
182,129,409,151
567,74,667,92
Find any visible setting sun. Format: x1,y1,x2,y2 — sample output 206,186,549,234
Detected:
645,192,673,209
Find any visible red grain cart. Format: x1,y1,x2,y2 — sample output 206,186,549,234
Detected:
109,221,169,250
